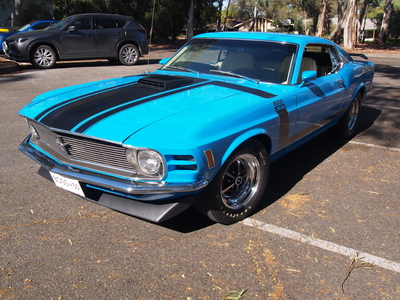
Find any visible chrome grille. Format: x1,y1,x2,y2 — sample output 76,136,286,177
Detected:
31,122,134,172
60,134,132,170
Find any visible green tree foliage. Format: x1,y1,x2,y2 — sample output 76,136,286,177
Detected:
51,0,218,43
17,0,53,25
374,0,400,39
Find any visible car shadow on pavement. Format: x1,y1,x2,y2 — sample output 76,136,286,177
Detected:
12,58,162,71
374,64,400,81
159,106,381,233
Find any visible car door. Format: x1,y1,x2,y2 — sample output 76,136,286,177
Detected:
291,44,346,144
59,16,96,58
94,16,124,57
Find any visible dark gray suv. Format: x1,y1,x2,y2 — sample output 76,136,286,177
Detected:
2,13,149,69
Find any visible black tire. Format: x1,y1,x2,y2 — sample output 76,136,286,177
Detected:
334,92,362,139
195,139,269,224
31,45,57,69
118,44,139,66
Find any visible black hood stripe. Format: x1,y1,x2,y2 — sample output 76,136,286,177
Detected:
211,81,276,98
75,81,277,134
36,74,277,133
39,83,162,131
36,82,136,121
75,81,211,133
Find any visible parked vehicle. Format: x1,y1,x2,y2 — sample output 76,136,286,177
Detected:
18,32,374,224
3,13,148,68
0,20,58,52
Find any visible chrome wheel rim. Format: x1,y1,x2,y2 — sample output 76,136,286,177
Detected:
347,98,360,131
221,154,261,210
34,48,54,67
122,46,138,64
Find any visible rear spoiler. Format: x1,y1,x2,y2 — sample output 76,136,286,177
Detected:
349,53,368,60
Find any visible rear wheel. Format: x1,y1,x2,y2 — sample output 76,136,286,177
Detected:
118,44,139,66
195,139,269,224
31,45,56,69
334,93,362,139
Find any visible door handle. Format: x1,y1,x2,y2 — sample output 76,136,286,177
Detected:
336,79,345,88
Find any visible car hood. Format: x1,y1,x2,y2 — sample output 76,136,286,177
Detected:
20,73,282,144
5,29,54,40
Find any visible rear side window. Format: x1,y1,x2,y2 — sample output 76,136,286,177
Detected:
303,44,343,77
96,17,118,29
115,17,128,28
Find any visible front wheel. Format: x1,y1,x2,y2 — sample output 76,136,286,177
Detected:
334,93,362,139
195,139,269,224
118,44,139,66
31,45,56,69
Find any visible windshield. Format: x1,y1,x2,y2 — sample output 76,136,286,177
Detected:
162,38,297,84
17,23,31,31
46,16,73,30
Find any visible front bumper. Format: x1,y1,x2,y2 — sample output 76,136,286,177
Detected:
2,40,28,62
19,136,209,222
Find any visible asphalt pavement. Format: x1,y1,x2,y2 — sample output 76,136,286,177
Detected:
0,51,399,299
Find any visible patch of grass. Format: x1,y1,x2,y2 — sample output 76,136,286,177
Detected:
221,289,247,300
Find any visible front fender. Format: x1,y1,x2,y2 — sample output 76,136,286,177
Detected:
221,128,271,165
28,40,61,59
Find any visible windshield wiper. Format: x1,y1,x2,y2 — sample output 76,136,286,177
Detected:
209,70,260,85
164,66,199,76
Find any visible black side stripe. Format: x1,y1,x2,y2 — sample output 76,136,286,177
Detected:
305,82,326,98
273,99,291,149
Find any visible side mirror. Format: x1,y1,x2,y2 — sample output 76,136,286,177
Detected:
67,26,75,33
159,58,170,65
301,70,317,82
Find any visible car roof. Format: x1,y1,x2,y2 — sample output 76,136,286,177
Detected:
67,13,132,19
29,20,58,24
194,32,336,48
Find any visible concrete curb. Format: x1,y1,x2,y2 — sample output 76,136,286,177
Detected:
0,62,20,75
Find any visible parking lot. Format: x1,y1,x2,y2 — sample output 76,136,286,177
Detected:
1,50,399,299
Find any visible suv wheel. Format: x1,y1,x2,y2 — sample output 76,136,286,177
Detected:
31,45,57,69
119,44,139,66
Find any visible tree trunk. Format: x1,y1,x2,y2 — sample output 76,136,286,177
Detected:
328,0,345,42
187,0,194,40
216,0,223,31
316,0,327,37
358,0,370,43
343,0,357,50
378,0,392,43
223,0,231,30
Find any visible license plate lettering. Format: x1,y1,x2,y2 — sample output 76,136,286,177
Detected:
50,172,85,197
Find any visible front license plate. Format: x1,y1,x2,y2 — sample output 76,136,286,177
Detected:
50,172,85,197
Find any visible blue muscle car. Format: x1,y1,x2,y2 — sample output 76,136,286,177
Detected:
19,32,374,224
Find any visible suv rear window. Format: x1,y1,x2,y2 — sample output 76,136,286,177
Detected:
115,17,128,28
96,17,118,29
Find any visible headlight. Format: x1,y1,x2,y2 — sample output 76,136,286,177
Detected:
138,150,162,175
126,148,164,179
16,38,29,43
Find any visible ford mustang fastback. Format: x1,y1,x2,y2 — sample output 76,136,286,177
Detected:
19,32,374,224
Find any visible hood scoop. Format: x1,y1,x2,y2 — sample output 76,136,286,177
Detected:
138,75,196,91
